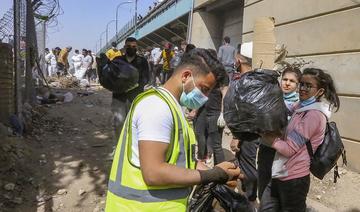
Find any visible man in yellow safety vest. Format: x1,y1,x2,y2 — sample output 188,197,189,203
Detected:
106,48,241,211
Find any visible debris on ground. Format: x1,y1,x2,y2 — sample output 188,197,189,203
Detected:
4,183,15,191
36,87,74,104
48,76,79,88
78,188,86,196
57,189,67,195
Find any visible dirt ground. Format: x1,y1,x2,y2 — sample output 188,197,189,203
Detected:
1,86,360,212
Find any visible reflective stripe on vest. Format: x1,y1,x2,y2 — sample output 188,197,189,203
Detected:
108,88,192,202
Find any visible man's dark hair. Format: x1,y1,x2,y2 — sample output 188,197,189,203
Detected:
125,37,137,43
224,36,230,44
45,48,49,52
111,42,117,47
75,49,79,54
82,48,87,52
185,44,196,53
176,48,226,84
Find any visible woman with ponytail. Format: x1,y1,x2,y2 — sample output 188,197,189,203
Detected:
260,68,340,212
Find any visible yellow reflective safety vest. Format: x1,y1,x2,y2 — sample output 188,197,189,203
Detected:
106,88,197,212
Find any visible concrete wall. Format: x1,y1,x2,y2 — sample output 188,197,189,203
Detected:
221,4,243,48
190,11,223,49
242,0,360,171
191,0,243,50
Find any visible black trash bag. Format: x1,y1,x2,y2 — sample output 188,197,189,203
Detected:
223,69,287,140
96,53,139,93
188,183,214,212
188,183,254,212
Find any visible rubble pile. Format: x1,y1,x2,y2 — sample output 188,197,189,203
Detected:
48,76,80,89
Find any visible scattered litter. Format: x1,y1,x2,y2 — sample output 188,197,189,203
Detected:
4,183,15,191
63,92,74,103
78,188,86,196
36,194,52,205
12,197,23,204
80,79,90,88
57,189,67,195
39,159,47,166
85,104,94,108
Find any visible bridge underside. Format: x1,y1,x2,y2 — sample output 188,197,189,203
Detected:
137,15,189,49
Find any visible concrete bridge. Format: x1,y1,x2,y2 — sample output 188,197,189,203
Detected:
99,0,244,52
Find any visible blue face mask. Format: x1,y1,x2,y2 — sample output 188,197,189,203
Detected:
284,91,299,103
300,96,317,107
180,77,208,109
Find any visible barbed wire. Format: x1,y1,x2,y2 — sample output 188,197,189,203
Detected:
0,0,62,43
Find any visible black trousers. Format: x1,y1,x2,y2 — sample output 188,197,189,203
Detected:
257,144,276,199
259,175,310,212
194,108,224,165
236,138,260,201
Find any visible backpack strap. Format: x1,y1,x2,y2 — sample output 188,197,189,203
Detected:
299,111,315,163
305,139,314,163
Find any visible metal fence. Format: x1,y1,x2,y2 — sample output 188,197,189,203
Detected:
0,0,62,119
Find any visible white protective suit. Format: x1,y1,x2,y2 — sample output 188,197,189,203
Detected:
71,53,84,78
45,52,57,77
75,54,92,80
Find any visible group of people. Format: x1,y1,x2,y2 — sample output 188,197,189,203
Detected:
44,46,97,84
44,46,72,78
101,35,340,212
71,48,97,83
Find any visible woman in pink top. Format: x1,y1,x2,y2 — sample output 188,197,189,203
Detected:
259,68,340,212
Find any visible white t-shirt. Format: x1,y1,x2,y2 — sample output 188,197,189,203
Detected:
130,87,186,166
82,55,92,69
150,47,162,64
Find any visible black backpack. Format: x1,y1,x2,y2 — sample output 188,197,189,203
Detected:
305,116,347,182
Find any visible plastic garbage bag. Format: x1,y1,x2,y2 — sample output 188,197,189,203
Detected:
223,69,287,141
188,183,253,212
96,53,139,93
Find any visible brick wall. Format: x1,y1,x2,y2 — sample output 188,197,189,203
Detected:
0,43,15,124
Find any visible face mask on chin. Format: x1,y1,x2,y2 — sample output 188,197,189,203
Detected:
180,77,208,110
300,89,323,107
300,96,316,107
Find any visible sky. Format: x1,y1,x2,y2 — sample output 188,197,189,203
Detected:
0,0,158,51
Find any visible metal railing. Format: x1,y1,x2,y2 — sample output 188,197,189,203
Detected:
99,0,181,53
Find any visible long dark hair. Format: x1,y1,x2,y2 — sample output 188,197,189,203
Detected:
302,68,340,112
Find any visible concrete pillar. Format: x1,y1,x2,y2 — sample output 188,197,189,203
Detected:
190,11,223,50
